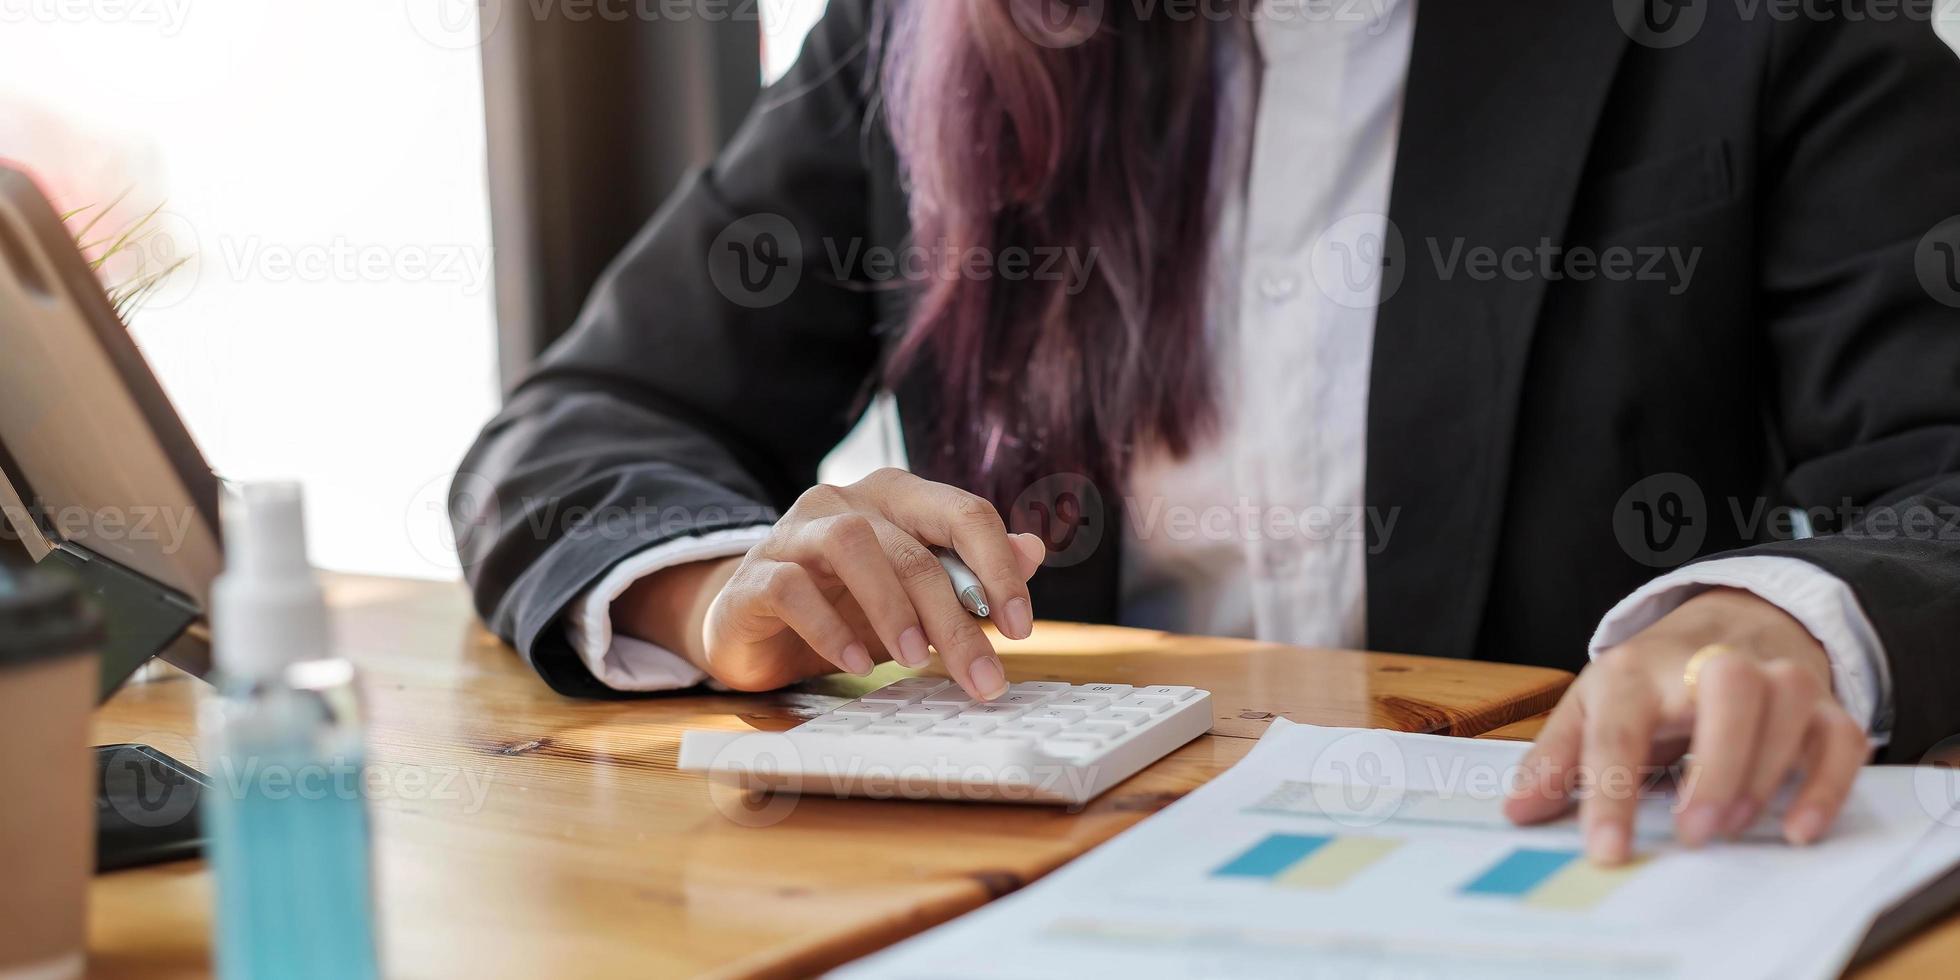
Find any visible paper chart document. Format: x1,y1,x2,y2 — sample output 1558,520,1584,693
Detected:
839,719,1960,979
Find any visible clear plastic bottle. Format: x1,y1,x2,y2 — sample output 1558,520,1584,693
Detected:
199,483,379,980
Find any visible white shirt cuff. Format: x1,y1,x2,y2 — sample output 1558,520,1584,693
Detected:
562,526,776,692
1589,555,1893,744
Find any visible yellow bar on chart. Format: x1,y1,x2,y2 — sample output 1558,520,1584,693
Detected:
1523,856,1646,911
1275,836,1402,889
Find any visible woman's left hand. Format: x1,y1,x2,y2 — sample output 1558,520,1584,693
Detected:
1503,587,1872,865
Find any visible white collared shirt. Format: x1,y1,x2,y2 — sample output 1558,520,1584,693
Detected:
563,0,1892,741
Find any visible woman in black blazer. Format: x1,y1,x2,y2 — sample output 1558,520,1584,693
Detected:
454,0,1960,864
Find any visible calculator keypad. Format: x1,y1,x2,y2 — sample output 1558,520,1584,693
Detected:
792,680,1208,759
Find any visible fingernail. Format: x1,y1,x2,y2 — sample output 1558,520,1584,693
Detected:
840,643,874,676
1723,799,1759,837
1678,803,1720,847
967,657,1008,700
1586,822,1628,864
1786,805,1829,846
896,628,930,668
1005,597,1033,640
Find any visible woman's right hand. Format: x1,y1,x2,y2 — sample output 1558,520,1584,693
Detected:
615,469,1047,700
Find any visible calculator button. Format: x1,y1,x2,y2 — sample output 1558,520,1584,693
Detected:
1025,707,1089,724
1087,708,1149,728
1074,722,1129,738
1008,681,1072,695
997,692,1054,707
929,718,999,737
1056,695,1113,711
831,700,899,718
865,718,935,735
894,704,961,721
1074,683,1134,698
862,680,947,704
1136,685,1198,701
1112,695,1173,714
795,716,869,733
1041,734,1107,757
1002,718,1066,735
985,728,1044,744
961,704,1028,720
922,690,977,707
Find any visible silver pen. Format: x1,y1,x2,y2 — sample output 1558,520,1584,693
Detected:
932,548,990,618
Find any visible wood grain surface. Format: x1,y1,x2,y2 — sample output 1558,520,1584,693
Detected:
87,574,1934,978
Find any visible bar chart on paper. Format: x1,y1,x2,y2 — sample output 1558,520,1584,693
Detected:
841,722,1960,980
1459,847,1645,911
1211,834,1403,890
1209,833,1643,912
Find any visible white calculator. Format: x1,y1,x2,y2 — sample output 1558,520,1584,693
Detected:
678,678,1213,806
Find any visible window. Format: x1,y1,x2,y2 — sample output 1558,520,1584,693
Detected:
762,0,829,84
0,3,498,579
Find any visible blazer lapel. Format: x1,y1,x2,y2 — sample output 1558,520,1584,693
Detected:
1366,0,1630,658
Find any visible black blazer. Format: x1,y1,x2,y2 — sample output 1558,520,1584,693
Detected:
453,0,1960,761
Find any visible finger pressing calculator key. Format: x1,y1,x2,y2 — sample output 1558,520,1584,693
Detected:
679,682,1214,805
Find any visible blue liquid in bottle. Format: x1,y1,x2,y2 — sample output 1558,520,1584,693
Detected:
203,482,380,979
203,662,380,980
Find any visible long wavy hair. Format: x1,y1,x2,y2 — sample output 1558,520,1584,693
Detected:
879,0,1239,506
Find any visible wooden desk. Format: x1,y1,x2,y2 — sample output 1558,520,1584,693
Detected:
87,574,1572,978
1476,712,1550,742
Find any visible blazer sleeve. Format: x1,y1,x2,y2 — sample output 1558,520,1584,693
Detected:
1723,15,1960,761
450,0,886,697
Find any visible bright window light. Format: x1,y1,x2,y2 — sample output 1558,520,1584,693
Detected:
762,0,830,84
0,1,499,580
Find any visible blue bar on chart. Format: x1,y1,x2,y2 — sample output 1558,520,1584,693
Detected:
1211,834,1405,890
1214,834,1331,878
1461,848,1644,910
1461,848,1579,897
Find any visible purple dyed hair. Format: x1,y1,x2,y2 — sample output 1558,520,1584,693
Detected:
879,0,1237,506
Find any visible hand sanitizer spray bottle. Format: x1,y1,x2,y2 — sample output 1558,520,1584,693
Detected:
200,483,380,980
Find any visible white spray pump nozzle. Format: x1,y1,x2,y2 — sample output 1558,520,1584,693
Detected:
212,481,331,680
